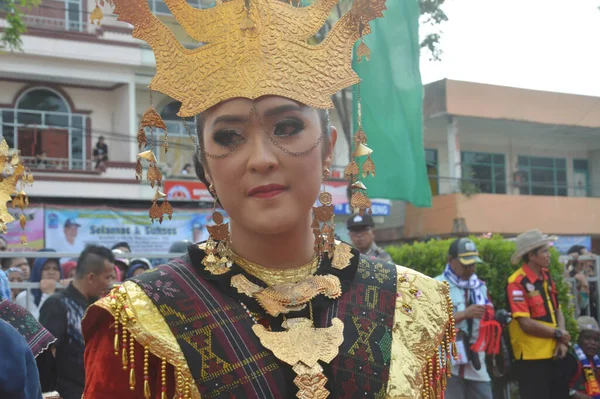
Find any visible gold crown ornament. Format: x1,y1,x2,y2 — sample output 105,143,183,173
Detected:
0,140,34,243
92,0,388,219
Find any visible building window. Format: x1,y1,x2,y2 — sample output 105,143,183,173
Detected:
425,149,438,196
517,156,567,196
160,101,193,137
65,0,83,31
574,159,590,197
461,152,507,194
0,87,87,170
147,0,214,14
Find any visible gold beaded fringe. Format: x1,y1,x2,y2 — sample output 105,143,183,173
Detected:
420,284,457,399
109,288,193,399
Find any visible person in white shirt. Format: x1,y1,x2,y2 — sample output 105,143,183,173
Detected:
15,250,63,320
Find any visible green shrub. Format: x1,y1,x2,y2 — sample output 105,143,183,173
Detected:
386,235,577,338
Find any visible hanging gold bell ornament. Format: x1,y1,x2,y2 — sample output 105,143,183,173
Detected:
149,191,172,224
134,101,173,223
345,82,375,216
202,211,233,275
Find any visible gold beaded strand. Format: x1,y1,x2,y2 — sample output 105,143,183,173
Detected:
121,327,128,370
161,357,167,399
129,333,136,391
176,368,184,399
185,378,192,399
113,300,120,356
143,347,151,399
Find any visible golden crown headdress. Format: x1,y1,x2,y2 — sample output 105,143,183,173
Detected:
93,0,388,220
0,140,34,243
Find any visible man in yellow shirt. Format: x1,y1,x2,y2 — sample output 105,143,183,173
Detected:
506,229,570,399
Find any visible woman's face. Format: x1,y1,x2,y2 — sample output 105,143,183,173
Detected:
41,260,61,282
201,96,335,236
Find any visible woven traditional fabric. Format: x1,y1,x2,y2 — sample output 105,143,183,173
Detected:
130,250,395,398
326,257,396,398
0,299,56,358
132,258,288,398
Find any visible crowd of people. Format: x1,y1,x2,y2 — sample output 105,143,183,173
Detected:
1,220,599,399
0,238,188,399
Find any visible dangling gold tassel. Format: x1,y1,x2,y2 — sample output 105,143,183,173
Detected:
160,358,167,399
146,163,163,188
149,200,161,223
135,158,143,181
159,198,173,221
143,347,151,399
347,81,375,216
112,298,120,356
344,160,359,180
137,128,147,150
140,107,167,131
121,327,128,370
176,368,184,399
129,333,136,391
137,91,173,223
363,155,376,178
356,38,371,63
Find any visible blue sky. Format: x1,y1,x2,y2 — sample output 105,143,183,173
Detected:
420,0,600,97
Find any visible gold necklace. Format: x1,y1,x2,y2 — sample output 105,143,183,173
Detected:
232,252,319,286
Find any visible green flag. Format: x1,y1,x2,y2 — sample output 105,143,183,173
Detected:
352,0,432,207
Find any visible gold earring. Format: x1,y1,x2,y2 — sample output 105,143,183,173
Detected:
203,185,232,275
312,169,336,259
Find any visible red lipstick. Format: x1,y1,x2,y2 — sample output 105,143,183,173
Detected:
248,184,287,199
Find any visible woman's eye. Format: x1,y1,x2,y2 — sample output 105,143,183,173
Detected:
274,119,304,137
213,130,244,147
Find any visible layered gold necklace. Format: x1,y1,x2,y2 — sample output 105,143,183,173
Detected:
230,252,344,399
232,252,319,286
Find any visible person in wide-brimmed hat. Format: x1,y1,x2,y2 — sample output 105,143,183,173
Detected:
506,229,570,399
510,228,557,265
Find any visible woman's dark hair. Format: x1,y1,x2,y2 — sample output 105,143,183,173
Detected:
193,108,332,201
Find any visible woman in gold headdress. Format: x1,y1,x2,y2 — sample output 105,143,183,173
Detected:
83,1,455,398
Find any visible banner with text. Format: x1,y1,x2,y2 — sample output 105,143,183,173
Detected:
44,207,226,254
5,207,45,252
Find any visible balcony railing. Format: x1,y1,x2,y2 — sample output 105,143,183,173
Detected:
23,14,90,34
21,156,94,172
428,175,598,198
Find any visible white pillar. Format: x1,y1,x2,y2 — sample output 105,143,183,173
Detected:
447,116,461,192
128,78,137,164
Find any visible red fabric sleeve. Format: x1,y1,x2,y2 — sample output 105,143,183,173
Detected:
507,280,530,318
83,306,176,399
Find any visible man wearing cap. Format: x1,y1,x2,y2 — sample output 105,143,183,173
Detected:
566,316,600,398
64,218,81,247
506,229,571,399
436,238,498,399
346,213,392,262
